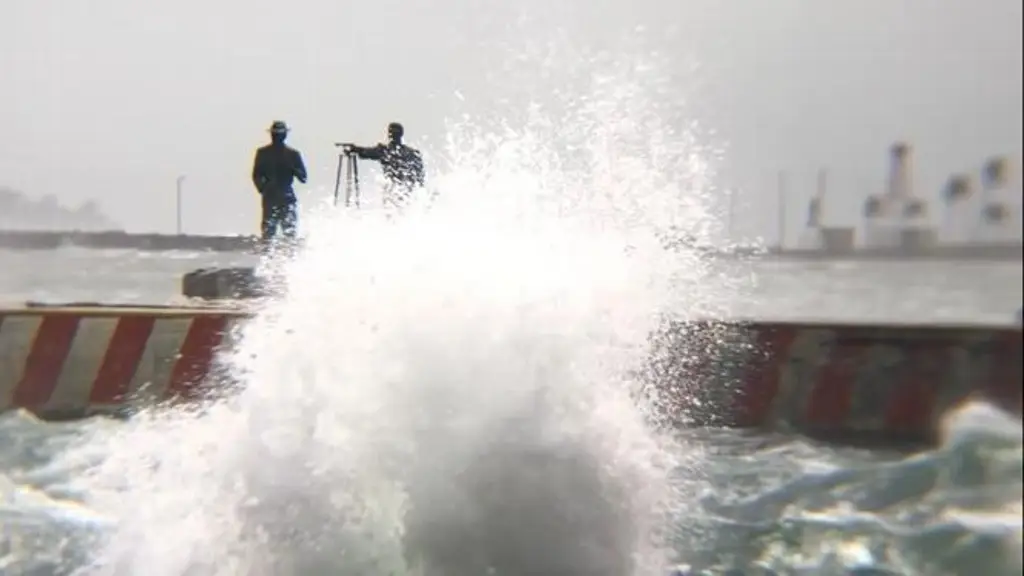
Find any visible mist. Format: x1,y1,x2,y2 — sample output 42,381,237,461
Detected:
2,0,1021,239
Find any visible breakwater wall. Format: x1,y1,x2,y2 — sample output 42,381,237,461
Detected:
0,306,240,419
3,229,1022,262
0,230,255,252
1,305,1019,446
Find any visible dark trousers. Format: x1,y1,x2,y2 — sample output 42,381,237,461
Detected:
261,194,297,241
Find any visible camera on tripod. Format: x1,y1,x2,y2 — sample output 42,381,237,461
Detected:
332,142,360,207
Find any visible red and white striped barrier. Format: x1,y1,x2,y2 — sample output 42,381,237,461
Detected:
1,307,1020,444
0,307,245,419
660,321,1022,443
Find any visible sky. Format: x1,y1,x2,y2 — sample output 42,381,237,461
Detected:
2,0,1021,240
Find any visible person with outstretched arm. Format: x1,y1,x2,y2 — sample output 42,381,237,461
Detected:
252,120,308,243
342,122,425,207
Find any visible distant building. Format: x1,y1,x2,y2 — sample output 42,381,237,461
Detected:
795,168,857,254
941,173,975,244
862,142,937,251
973,157,1020,245
773,142,1020,260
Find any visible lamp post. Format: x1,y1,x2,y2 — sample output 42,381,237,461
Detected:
777,170,788,251
726,187,738,241
175,175,186,235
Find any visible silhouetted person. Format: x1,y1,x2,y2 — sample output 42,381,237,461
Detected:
344,122,425,206
252,120,307,242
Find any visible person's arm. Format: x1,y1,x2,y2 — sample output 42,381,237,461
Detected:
350,144,384,161
292,149,308,184
251,148,268,193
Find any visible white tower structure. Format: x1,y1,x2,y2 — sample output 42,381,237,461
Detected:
942,174,975,244
864,143,912,247
797,168,827,249
975,157,1019,244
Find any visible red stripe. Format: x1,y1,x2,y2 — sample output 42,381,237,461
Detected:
803,330,866,428
981,330,1023,416
883,342,942,434
12,314,81,407
166,315,229,400
89,316,156,404
733,324,799,427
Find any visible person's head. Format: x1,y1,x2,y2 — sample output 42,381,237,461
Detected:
387,122,404,145
269,120,289,144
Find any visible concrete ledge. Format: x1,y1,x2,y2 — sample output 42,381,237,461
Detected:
8,303,251,317
1,307,1020,448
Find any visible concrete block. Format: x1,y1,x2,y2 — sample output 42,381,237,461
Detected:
182,267,264,300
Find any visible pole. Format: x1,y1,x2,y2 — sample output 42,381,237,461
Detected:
811,167,827,229
175,175,186,235
777,171,787,250
727,187,740,241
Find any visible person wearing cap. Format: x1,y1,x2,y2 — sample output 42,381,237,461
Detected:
252,120,308,242
342,122,425,207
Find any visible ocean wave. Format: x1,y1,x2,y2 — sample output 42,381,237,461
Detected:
1,402,1020,575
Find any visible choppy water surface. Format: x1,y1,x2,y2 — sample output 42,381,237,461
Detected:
2,404,1021,575
1,40,1021,576
1,249,1020,325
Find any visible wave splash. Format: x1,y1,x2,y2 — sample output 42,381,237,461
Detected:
63,44,725,576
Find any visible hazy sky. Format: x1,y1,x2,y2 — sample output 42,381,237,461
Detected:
2,0,1021,239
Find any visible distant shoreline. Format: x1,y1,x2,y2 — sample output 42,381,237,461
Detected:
0,229,1021,263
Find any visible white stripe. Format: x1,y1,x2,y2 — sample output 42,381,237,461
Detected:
48,317,118,411
129,317,192,403
0,315,43,411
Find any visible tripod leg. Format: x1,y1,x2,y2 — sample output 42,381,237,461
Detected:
333,154,344,206
352,157,360,208
344,153,353,207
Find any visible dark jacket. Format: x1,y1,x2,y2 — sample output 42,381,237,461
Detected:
352,143,425,189
252,143,307,201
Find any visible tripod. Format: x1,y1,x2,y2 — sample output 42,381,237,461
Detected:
332,146,360,207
